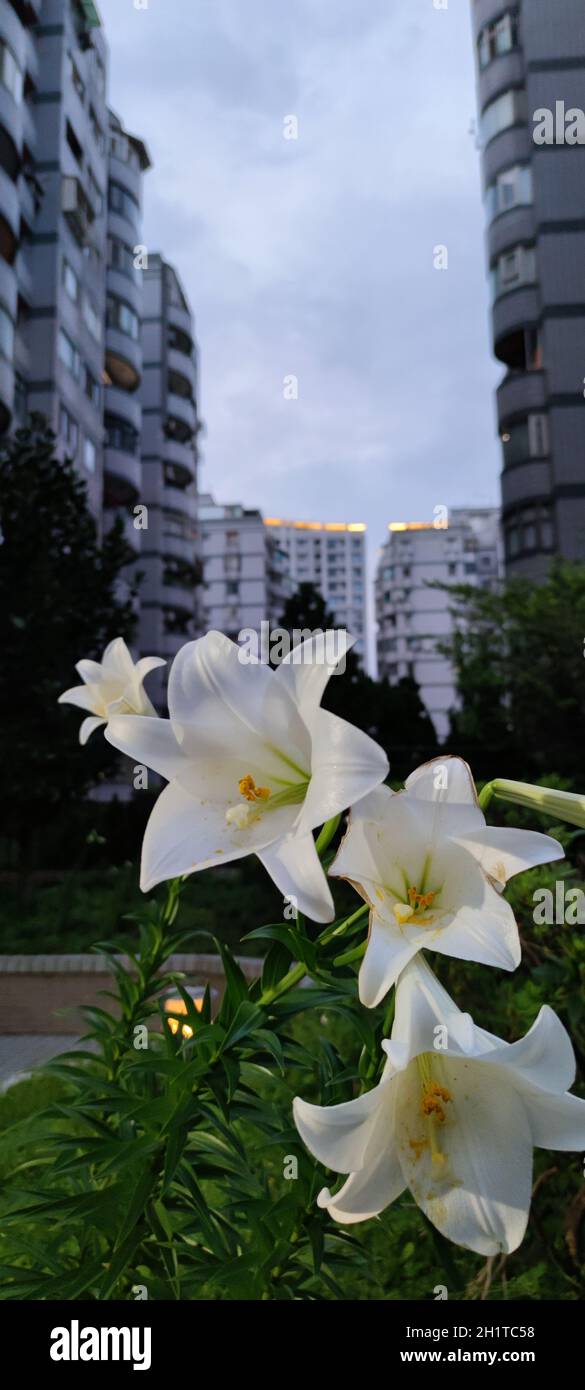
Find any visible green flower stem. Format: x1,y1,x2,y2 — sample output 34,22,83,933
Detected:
318,902,369,946
258,960,307,1007
333,940,367,968
315,814,341,858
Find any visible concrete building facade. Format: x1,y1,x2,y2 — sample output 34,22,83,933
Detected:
140,254,200,679
263,518,368,665
199,495,291,641
376,508,503,740
472,0,585,577
0,1,201,680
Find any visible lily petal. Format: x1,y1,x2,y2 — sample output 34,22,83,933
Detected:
139,779,298,892
274,630,354,721
521,1086,585,1150
395,1057,533,1256
79,715,106,745
293,1082,389,1174
258,832,334,923
359,917,422,1008
105,715,187,782
317,1103,406,1223
404,755,486,838
58,684,99,714
453,825,564,886
297,708,389,835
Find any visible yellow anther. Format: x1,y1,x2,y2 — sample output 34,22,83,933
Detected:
238,774,272,802
421,1080,452,1124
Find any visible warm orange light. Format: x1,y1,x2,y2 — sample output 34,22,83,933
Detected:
164,994,204,1039
264,518,366,533
388,522,435,532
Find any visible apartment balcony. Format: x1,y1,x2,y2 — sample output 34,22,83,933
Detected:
21,101,36,154
163,435,196,486
501,459,552,512
474,0,513,26
105,328,142,394
166,390,196,435
108,151,143,213
0,254,17,319
482,126,531,188
0,87,21,160
0,2,27,60
167,299,193,341
488,206,535,263
168,346,197,394
164,482,197,520
107,206,140,248
0,165,20,244
162,582,195,616
477,51,525,112
106,265,142,319
104,383,142,433
103,447,141,506
162,531,196,564
496,369,547,425
493,287,541,354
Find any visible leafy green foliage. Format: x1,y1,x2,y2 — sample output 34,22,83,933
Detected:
0,419,139,848
0,839,583,1301
438,561,585,781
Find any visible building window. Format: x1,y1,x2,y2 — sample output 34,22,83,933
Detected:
527,413,548,457
505,505,554,558
84,366,100,409
66,119,84,168
89,105,105,153
165,415,193,445
107,235,136,278
0,303,13,359
105,413,139,455
485,163,532,221
0,40,23,103
62,258,79,303
87,167,103,216
107,294,139,341
82,294,102,342
490,244,536,300
69,55,85,105
168,368,193,401
108,180,139,220
226,581,239,596
478,12,519,70
59,403,79,457
165,270,188,310
83,436,97,473
58,328,81,380
480,89,524,146
168,324,193,355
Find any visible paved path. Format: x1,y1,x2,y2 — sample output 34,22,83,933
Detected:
0,1035,79,1092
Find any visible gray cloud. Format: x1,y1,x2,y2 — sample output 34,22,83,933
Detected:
99,0,501,663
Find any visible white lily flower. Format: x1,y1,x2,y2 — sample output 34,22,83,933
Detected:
330,756,564,1006
293,957,585,1255
58,637,165,745
104,629,389,921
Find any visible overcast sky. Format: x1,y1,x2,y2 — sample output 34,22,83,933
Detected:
98,0,501,661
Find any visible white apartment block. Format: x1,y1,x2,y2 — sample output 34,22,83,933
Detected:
263,518,367,664
376,508,503,740
199,494,291,640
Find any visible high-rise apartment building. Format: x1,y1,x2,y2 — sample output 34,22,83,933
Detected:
140,254,199,680
263,518,368,664
375,509,503,739
472,1,585,577
199,494,291,640
0,0,201,679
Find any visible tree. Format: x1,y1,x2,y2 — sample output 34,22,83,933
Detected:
0,419,140,852
438,561,585,782
279,582,438,780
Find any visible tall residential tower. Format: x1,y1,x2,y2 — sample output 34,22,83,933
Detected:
472,1,585,576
